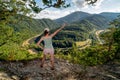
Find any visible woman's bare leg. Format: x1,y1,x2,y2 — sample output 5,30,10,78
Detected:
50,54,54,70
40,54,46,67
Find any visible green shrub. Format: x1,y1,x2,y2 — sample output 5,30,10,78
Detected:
0,42,41,61
56,45,116,66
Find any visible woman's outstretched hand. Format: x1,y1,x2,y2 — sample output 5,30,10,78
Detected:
50,23,67,37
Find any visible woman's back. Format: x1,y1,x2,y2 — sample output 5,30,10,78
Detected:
43,36,53,49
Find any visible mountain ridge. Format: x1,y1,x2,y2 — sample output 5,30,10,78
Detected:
55,11,120,24
55,11,91,24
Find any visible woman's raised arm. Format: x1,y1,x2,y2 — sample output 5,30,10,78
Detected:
51,23,66,37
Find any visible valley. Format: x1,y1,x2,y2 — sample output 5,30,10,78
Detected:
75,39,92,49
20,11,119,53
22,32,43,54
23,28,106,55
95,30,104,44
0,0,120,79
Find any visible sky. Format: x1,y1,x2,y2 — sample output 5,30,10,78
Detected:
33,0,120,19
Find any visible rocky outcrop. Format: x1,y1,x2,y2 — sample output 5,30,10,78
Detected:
0,58,120,80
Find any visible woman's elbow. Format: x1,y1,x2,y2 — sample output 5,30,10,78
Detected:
36,43,39,46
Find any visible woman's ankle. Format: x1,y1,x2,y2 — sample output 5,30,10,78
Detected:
40,64,43,67
51,66,54,70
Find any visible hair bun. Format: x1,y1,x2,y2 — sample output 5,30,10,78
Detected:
44,28,50,32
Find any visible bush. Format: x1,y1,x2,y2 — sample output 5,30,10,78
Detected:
0,42,41,61
56,45,116,66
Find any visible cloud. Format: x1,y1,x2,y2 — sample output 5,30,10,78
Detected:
105,8,120,13
72,0,105,9
72,0,87,9
33,0,120,19
92,0,104,9
33,9,71,19
33,0,105,19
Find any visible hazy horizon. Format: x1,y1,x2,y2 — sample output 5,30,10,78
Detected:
33,0,120,19
32,11,120,20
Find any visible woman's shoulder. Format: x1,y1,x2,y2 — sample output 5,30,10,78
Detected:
43,36,52,39
49,34,53,38
40,36,45,40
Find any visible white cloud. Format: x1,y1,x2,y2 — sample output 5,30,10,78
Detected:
33,9,72,19
115,8,120,12
105,8,120,13
33,0,90,19
72,0,87,9
92,0,104,9
72,0,105,9
33,0,120,19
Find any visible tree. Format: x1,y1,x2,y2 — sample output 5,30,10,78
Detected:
112,17,120,58
0,24,13,46
0,0,98,46
0,0,40,24
0,0,98,24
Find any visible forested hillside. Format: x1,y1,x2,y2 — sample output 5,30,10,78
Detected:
52,22,97,48
79,14,110,29
55,11,119,24
1,11,120,60
8,15,59,33
52,12,120,48
100,12,120,21
0,15,60,60
55,11,91,24
0,15,59,50
1,0,120,80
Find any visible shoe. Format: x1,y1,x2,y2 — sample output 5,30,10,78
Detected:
40,64,43,68
51,67,54,70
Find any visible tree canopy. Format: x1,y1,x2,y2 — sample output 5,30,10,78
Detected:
0,0,98,24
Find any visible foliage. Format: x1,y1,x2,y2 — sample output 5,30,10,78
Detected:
85,0,98,4
100,27,116,52
0,0,68,24
55,11,119,28
8,16,59,33
0,0,99,24
53,39,73,48
0,0,40,24
0,42,27,60
114,28,120,45
0,2,115,62
0,19,37,61
0,24,13,46
41,0,98,9
51,21,98,48
0,41,43,61
82,15,110,29
53,12,119,48
42,0,70,9
56,45,116,66
112,17,120,58
112,16,120,44
0,15,60,61
55,11,90,24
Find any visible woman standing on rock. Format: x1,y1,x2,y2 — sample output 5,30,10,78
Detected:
37,23,66,70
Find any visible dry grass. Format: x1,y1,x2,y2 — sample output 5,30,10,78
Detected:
75,39,92,49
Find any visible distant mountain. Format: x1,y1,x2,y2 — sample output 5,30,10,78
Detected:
7,13,119,48
52,12,120,48
100,12,120,21
9,15,60,34
51,21,98,48
55,11,91,24
55,11,120,25
79,14,110,29
5,15,60,46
